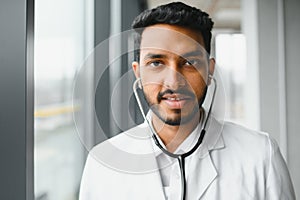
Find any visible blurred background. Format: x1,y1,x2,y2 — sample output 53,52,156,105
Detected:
0,0,299,199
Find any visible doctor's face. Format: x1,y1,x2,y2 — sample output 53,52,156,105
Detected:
132,24,214,126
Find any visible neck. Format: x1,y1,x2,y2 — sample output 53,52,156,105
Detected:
152,110,202,153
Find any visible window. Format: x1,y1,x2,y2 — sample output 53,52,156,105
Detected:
215,33,247,125
34,0,93,199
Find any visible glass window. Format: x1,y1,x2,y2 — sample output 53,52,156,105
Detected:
34,0,93,199
215,33,247,125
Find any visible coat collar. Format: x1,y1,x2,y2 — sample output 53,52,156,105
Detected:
146,114,225,199
143,112,225,158
186,116,224,199
103,113,225,199
198,114,225,157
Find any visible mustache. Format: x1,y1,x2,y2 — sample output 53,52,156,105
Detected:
157,88,195,101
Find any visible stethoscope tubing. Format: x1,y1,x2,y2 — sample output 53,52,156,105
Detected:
133,77,217,200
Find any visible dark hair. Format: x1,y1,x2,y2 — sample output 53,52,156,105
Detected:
131,2,214,61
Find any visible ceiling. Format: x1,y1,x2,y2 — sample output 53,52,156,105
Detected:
146,0,241,30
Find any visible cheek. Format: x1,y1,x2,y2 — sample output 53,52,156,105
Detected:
186,74,207,96
140,69,163,86
140,73,163,93
142,84,161,100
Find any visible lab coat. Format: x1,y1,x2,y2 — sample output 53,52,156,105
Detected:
79,117,295,200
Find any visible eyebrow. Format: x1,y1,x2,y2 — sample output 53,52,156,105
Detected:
143,53,167,60
181,50,204,58
143,50,205,61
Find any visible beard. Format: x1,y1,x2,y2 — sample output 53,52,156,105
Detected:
142,86,207,126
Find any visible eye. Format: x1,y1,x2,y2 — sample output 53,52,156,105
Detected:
184,59,206,69
185,59,200,66
148,60,164,68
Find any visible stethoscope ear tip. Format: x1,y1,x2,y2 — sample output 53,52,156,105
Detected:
138,78,142,89
135,78,142,89
133,78,141,90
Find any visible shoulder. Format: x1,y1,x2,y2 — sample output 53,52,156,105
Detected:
215,121,284,177
223,121,272,145
84,123,158,174
91,123,152,155
220,121,279,159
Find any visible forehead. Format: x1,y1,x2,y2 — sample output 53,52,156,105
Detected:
140,24,206,57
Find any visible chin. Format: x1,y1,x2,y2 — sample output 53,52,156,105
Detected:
156,110,199,126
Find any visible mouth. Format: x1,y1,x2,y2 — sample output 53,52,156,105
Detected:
161,94,192,109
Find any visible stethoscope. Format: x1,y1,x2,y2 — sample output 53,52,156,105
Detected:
133,75,217,200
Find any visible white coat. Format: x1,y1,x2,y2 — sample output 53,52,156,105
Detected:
79,117,295,200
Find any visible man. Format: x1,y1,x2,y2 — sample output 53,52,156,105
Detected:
79,2,295,199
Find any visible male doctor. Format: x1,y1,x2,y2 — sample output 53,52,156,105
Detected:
79,2,295,199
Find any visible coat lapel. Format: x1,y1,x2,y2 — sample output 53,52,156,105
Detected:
187,116,225,199
187,148,218,199
121,124,166,199
133,115,225,199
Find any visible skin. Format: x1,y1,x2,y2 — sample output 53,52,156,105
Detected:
132,24,215,152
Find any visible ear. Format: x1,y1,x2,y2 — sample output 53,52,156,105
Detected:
208,58,215,85
132,61,140,79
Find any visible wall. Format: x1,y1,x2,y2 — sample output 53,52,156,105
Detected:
0,0,34,199
285,0,300,197
242,0,300,198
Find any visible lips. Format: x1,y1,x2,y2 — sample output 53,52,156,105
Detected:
161,94,192,109
162,94,190,100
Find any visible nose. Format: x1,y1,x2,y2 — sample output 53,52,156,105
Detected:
163,66,186,89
